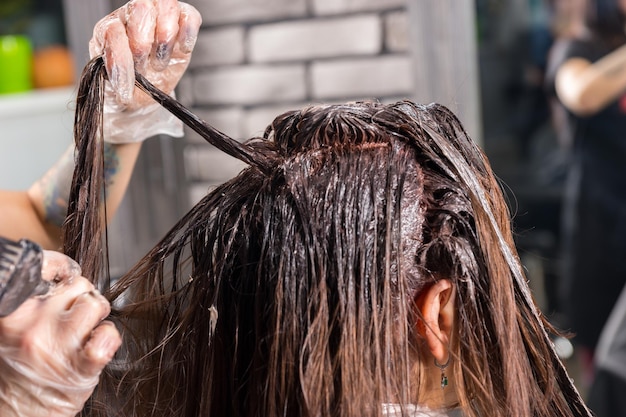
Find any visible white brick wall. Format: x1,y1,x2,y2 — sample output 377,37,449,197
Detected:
186,0,307,25
249,15,382,63
183,107,245,142
184,147,247,182
385,11,409,52
176,75,194,107
243,103,305,138
189,27,246,68
311,55,413,99
312,0,406,15
193,65,307,105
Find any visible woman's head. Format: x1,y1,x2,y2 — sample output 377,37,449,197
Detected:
199,100,575,417
66,60,592,417
584,0,626,46
209,101,491,414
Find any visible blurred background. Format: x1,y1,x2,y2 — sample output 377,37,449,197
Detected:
0,0,590,398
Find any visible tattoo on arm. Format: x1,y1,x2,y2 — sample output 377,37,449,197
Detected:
36,143,121,228
37,147,73,228
103,142,120,188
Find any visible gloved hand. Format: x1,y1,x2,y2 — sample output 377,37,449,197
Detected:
0,250,121,417
89,0,202,144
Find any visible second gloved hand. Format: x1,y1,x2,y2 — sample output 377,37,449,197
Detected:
0,250,121,417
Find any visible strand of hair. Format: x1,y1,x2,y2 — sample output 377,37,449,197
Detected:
133,71,272,174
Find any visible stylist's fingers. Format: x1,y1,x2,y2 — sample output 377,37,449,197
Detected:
40,250,81,283
89,0,158,105
153,0,180,70
90,14,135,105
41,276,101,329
122,0,157,73
79,320,121,376
88,0,201,111
62,290,111,339
57,284,120,376
0,268,89,341
177,2,201,55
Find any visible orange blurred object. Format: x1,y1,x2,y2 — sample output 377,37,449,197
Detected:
32,45,75,89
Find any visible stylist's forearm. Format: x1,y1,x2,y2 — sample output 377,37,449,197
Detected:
26,142,141,249
556,44,626,114
97,141,142,219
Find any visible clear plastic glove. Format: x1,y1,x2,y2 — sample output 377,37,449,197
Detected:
89,0,202,144
0,250,121,417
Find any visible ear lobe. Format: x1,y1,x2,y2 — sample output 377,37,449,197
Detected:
414,279,455,363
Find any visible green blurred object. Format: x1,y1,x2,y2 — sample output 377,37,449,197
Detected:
0,34,32,94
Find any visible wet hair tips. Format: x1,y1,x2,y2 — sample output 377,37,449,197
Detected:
64,56,593,417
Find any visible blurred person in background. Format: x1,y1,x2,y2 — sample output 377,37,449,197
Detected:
545,0,626,392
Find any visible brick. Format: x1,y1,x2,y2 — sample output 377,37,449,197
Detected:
382,96,411,105
310,55,413,100
312,0,406,15
243,103,307,138
249,15,381,63
385,11,408,52
186,0,307,25
183,106,245,143
183,145,248,182
189,27,245,68
176,75,194,107
192,65,307,106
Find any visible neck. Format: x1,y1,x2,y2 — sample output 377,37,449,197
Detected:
417,358,460,411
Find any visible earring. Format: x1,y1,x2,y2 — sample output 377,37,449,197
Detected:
434,356,450,389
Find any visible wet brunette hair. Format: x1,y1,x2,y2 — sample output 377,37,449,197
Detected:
65,57,593,417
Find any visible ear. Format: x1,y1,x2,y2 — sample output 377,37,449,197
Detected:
414,279,455,363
